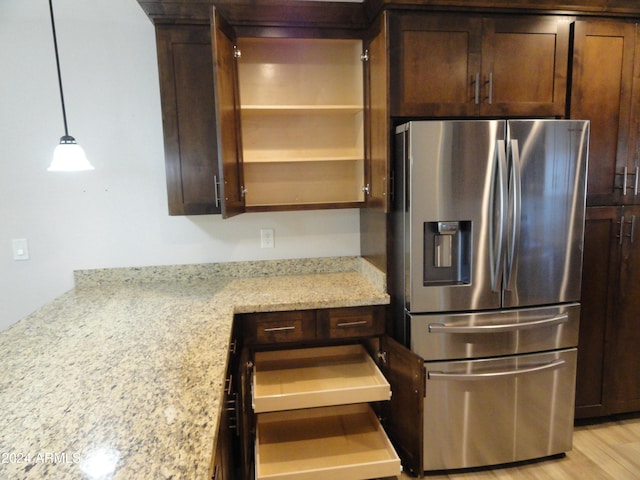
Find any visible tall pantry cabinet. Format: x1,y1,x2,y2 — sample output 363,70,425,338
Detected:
570,19,640,418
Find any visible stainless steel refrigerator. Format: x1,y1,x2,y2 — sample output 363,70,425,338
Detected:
391,119,589,472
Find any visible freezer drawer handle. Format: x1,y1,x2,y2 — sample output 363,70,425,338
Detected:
428,313,569,334
428,359,565,381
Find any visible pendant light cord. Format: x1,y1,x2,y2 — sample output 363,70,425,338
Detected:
48,0,69,138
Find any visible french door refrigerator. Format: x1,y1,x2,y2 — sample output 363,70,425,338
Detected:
391,119,589,472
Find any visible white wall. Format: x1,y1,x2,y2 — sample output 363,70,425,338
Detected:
0,0,361,331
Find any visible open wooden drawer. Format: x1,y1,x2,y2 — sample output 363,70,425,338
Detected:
255,403,401,480
252,344,391,413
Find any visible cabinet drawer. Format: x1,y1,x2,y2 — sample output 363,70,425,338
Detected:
255,404,401,480
240,310,316,345
252,344,391,413
317,306,385,339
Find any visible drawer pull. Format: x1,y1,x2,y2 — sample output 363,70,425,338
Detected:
336,320,369,328
263,326,296,333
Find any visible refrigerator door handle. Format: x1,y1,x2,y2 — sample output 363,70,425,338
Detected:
505,139,522,291
490,140,509,292
428,359,566,381
428,313,569,334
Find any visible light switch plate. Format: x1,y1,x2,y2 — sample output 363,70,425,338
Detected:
260,229,274,248
12,238,30,260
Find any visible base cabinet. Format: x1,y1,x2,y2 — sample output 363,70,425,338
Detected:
232,306,410,480
576,206,640,418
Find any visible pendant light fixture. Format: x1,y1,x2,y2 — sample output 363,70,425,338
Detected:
47,0,94,172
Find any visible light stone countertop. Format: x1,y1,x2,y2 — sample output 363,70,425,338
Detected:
0,257,388,479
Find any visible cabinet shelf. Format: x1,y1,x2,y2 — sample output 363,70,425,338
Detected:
255,403,401,480
242,105,363,115
252,345,390,413
243,153,363,164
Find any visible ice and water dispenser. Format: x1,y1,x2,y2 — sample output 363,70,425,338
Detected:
423,221,471,286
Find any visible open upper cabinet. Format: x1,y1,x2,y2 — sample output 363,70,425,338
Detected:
155,2,375,217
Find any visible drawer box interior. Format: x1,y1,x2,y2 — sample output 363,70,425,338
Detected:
252,344,391,413
255,403,401,480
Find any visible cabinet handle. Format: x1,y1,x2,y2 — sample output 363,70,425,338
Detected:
472,72,480,105
619,215,626,245
429,313,568,334
633,166,639,196
486,72,493,104
428,359,565,381
623,166,629,196
225,374,233,395
336,320,369,328
263,326,296,332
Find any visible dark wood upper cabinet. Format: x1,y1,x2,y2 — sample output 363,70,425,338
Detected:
389,13,570,118
570,20,640,207
155,26,221,215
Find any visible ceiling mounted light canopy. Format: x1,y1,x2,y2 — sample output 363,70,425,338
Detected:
47,0,94,172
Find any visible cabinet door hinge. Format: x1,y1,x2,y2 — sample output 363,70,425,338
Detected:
361,49,369,62
376,350,387,365
233,45,242,59
213,175,221,208
362,184,371,195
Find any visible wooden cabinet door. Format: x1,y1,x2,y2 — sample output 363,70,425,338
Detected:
155,26,221,215
608,205,640,414
364,11,390,212
570,20,638,207
212,8,245,218
379,335,425,476
480,16,569,117
390,13,483,117
575,206,620,418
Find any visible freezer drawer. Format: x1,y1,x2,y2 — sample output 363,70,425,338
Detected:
255,404,401,480
423,348,577,471
409,303,580,361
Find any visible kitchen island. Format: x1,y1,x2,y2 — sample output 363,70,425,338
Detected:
0,257,388,479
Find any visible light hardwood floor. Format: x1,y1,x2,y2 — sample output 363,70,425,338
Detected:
389,414,640,480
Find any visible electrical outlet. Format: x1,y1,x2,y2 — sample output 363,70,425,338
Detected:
12,238,30,261
260,228,275,248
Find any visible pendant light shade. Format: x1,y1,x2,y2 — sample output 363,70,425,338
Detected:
48,135,93,172
47,0,94,172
